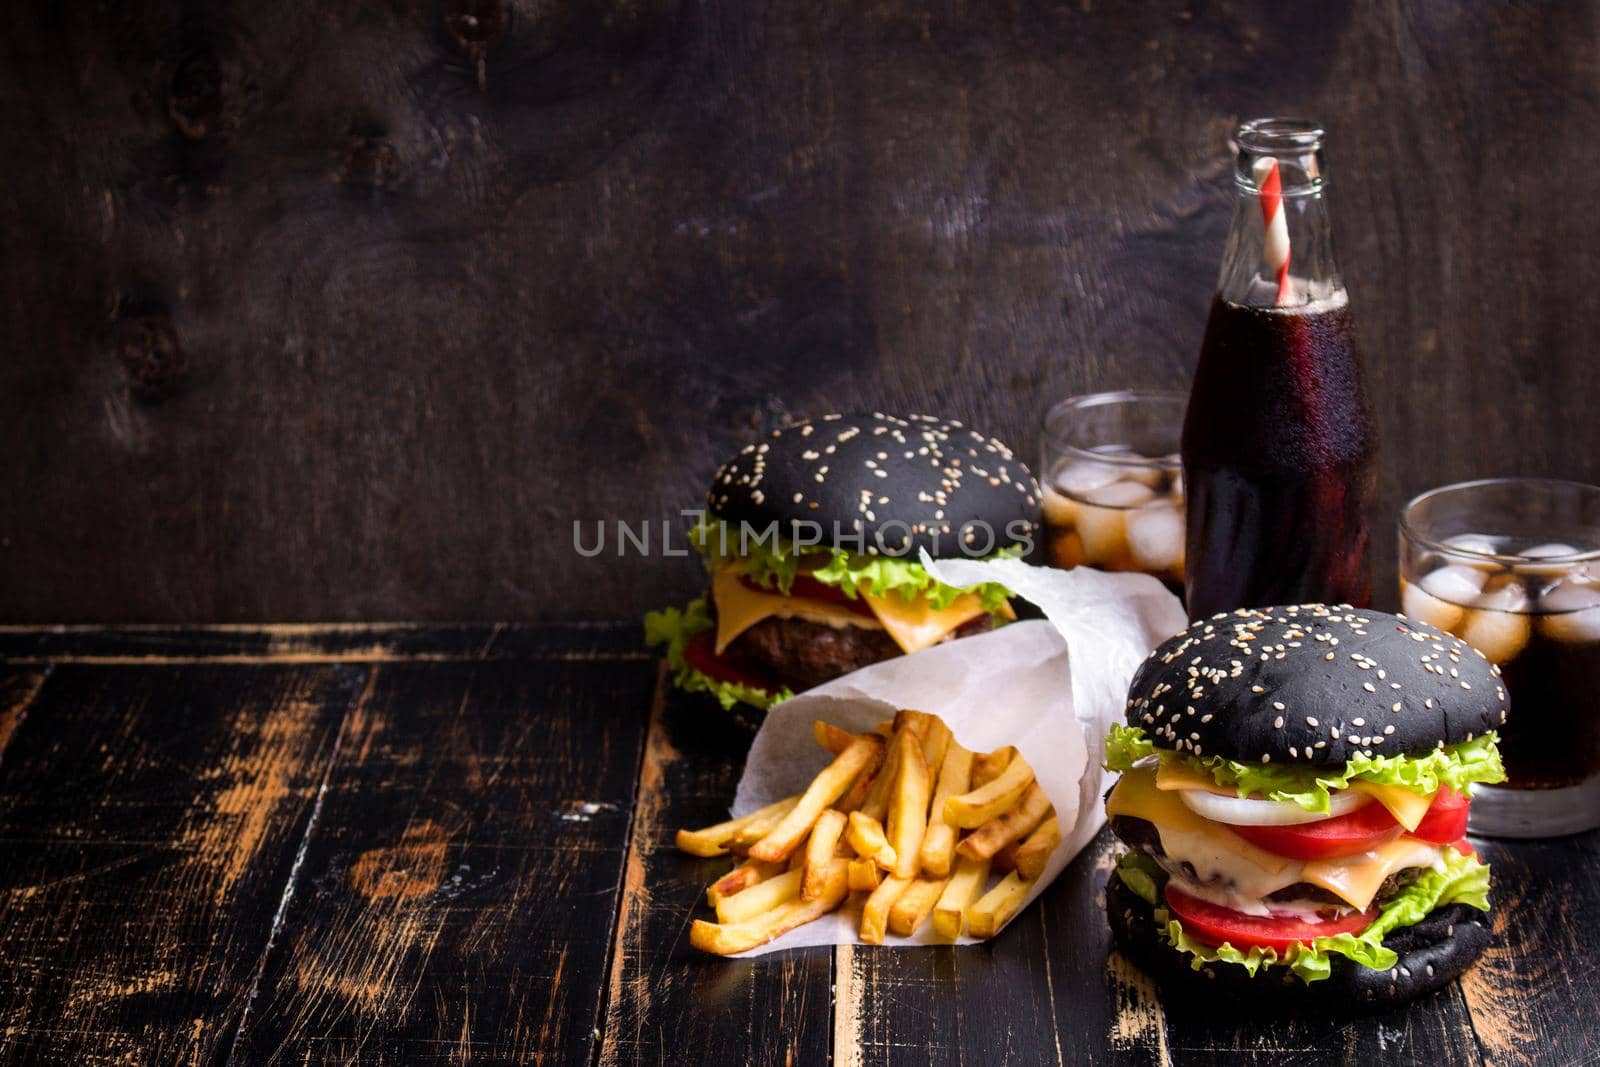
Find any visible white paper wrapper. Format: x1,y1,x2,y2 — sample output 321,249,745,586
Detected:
725,561,1186,953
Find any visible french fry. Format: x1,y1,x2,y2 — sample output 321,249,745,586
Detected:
715,868,801,924
991,840,1020,874
691,861,849,956
893,709,933,739
932,855,992,940
1014,814,1062,880
847,858,882,892
920,717,952,776
846,811,896,869
813,720,857,755
967,871,1030,939
749,735,884,863
858,728,905,823
802,810,848,901
860,713,930,822
917,742,973,877
874,720,895,737
706,859,783,907
933,741,974,798
956,782,1052,861
729,799,810,853
860,875,911,944
943,755,1034,829
836,764,876,814
887,877,948,937
676,795,800,857
916,824,957,879
887,731,932,879
970,746,1015,790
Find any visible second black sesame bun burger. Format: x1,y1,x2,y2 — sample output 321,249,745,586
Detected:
1101,605,1508,1008
645,413,1042,709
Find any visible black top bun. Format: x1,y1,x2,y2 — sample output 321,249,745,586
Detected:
1124,605,1508,765
707,413,1041,559
1106,875,1493,1011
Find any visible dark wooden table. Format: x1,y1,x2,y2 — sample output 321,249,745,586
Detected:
0,624,1594,1065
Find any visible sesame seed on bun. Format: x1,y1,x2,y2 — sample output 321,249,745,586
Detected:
1124,604,1509,765
707,413,1042,558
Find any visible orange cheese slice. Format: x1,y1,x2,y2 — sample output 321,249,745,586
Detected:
858,587,989,655
1107,766,1294,874
1348,781,1436,833
1301,837,1444,912
1154,758,1231,794
710,566,880,654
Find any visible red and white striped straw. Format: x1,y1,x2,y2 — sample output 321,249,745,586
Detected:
1253,155,1292,306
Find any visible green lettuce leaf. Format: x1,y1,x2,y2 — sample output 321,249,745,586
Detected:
1116,849,1492,984
1103,723,1506,813
1114,850,1164,906
688,516,1014,614
1105,722,1158,769
642,598,792,710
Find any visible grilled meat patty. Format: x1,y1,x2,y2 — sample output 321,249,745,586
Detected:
1109,815,1419,908
721,611,995,692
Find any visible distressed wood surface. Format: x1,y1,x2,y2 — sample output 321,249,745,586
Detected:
0,622,648,664
5,2,1600,623
1457,837,1600,1067
834,832,1147,1066
597,680,834,1067
231,656,655,1063
0,625,1596,1065
0,661,361,1064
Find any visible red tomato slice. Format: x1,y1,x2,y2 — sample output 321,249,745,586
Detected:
682,631,780,695
1165,885,1377,952
1445,836,1477,860
1230,800,1402,860
740,575,877,618
1410,787,1470,844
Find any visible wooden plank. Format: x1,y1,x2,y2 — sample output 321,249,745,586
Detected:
0,662,362,1065
836,922,1065,1065
0,666,50,761
832,829,1166,1067
1050,830,1169,1067
0,622,647,664
596,676,835,1067
1459,834,1600,1067
230,654,655,1063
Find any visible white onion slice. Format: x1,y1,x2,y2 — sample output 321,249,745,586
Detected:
1178,787,1368,826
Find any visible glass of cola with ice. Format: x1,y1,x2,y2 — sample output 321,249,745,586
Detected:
1040,390,1187,599
1400,478,1600,837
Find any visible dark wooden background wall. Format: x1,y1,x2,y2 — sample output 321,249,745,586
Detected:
4,1,1597,623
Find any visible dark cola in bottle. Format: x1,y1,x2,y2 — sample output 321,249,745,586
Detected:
1182,119,1377,620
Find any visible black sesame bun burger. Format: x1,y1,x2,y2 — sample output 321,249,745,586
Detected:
645,413,1042,709
1102,605,1508,1007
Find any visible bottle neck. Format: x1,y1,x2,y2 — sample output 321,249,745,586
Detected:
1216,120,1345,309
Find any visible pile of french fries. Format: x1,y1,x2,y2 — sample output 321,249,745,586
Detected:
677,709,1062,955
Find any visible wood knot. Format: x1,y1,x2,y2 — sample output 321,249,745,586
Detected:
338,137,401,193
113,308,187,403
167,50,224,140
349,820,449,901
444,0,509,91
